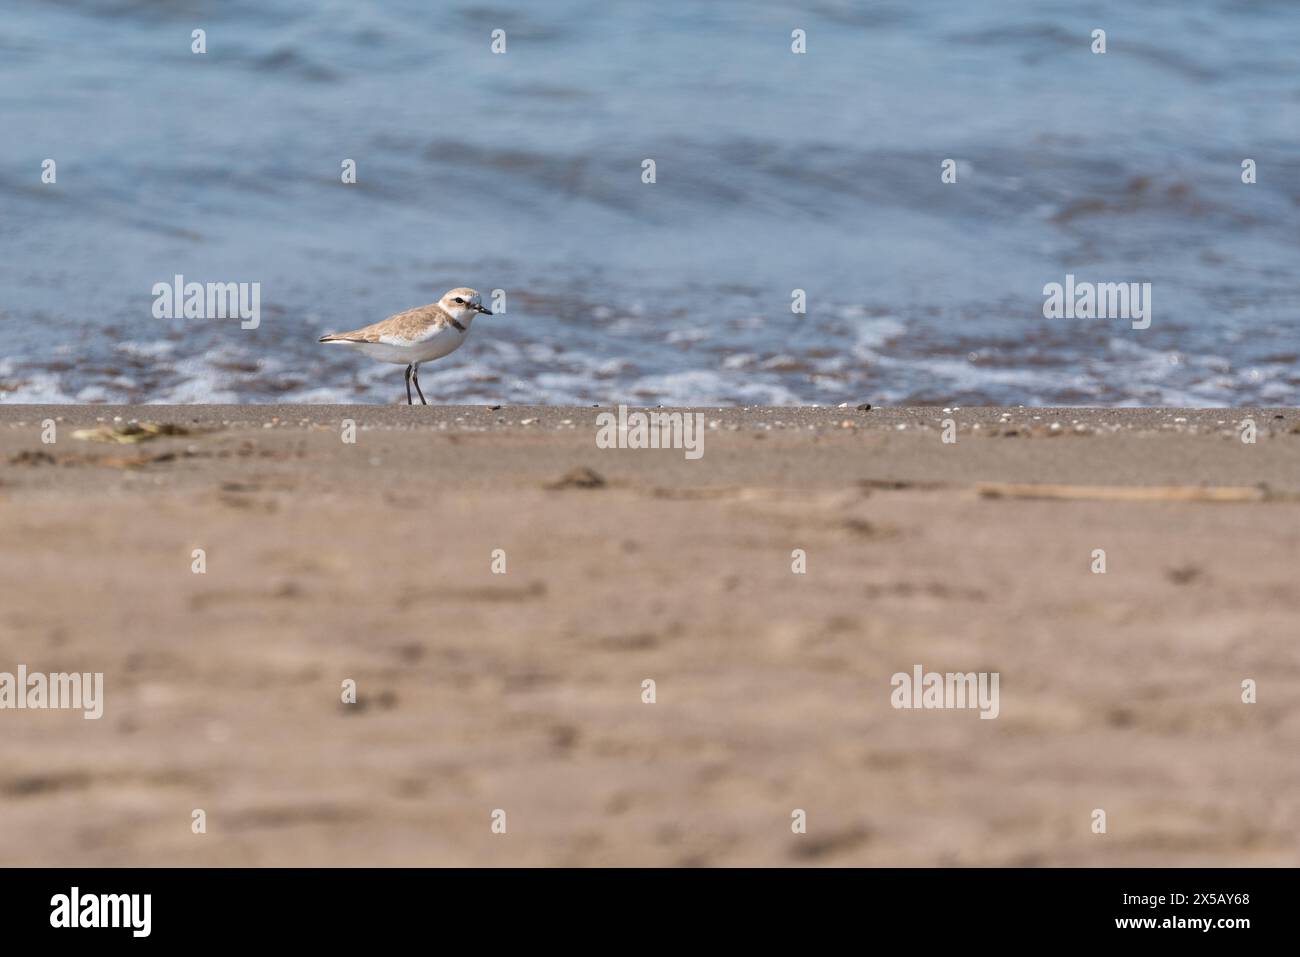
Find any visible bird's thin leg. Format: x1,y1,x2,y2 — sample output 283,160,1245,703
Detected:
404,364,413,405
412,363,428,405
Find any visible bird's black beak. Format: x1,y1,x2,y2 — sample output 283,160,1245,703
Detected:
474,303,493,316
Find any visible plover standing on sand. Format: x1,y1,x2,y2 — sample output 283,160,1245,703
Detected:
319,287,493,404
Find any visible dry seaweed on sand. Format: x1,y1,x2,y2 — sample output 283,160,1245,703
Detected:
70,422,190,444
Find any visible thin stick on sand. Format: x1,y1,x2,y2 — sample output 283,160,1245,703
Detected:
976,483,1269,503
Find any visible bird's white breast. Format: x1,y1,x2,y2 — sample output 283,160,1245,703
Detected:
352,325,467,364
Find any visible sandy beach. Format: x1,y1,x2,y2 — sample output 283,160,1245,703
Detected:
1,404,1297,866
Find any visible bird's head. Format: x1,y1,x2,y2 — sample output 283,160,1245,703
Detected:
439,287,492,323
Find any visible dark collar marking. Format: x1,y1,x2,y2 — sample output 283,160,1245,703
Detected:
450,319,467,332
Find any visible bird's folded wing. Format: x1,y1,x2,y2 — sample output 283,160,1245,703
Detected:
323,304,451,343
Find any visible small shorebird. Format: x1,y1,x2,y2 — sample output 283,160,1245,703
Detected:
319,287,492,404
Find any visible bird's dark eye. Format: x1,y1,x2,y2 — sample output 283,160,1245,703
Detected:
454,297,464,304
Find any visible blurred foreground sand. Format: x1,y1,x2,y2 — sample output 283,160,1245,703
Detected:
1,405,1297,866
